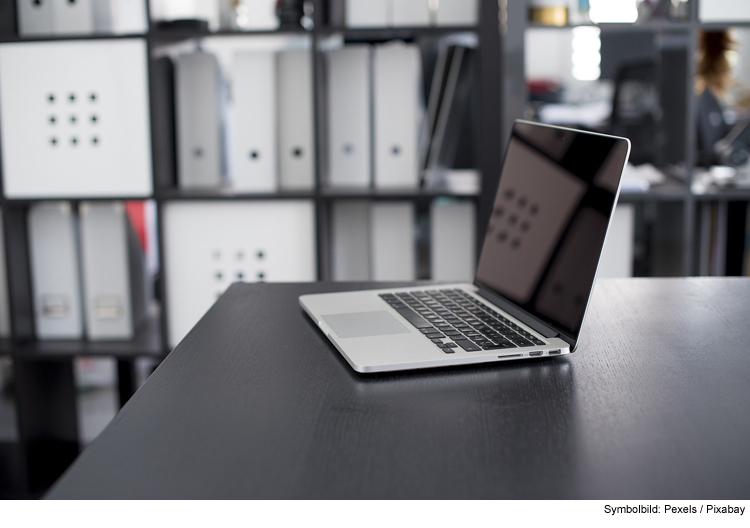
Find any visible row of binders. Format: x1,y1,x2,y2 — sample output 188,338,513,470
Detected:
175,48,315,192
27,201,151,341
15,0,148,36
334,0,478,28
332,199,476,282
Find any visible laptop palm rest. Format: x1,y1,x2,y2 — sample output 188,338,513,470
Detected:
322,311,410,339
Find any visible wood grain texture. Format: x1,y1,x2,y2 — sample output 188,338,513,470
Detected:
46,279,750,499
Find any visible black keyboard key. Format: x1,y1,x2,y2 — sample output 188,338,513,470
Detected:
512,337,533,347
455,339,480,352
393,306,432,329
444,342,458,348
443,349,456,354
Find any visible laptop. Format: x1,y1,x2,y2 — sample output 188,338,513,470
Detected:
300,120,631,373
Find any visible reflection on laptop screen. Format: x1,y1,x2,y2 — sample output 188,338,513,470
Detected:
475,121,630,342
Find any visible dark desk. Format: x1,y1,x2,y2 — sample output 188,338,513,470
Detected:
46,279,750,499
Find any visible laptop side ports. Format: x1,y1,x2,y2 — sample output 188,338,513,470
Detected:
529,351,543,357
549,349,562,355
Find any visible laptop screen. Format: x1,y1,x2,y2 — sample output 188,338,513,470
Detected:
475,121,630,342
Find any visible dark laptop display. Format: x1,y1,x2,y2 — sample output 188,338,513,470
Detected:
475,121,630,343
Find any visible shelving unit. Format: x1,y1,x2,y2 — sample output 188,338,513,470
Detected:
0,0,501,496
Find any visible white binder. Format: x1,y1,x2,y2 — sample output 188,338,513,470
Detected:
435,0,478,26
597,204,635,278
230,51,277,193
93,0,148,34
241,0,279,30
699,0,750,22
346,0,388,27
0,39,153,198
327,45,372,188
0,212,10,338
28,202,84,340
175,51,225,189
51,0,94,35
430,200,475,281
163,200,316,347
278,49,315,191
79,202,147,340
373,43,421,189
392,0,430,26
331,200,371,280
370,202,416,280
17,0,54,36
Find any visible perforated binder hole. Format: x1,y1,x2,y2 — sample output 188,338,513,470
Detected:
256,250,264,260
92,136,99,146
48,93,55,103
493,207,504,217
50,137,57,146
497,231,507,242
504,188,515,200
49,115,56,124
90,93,97,102
236,251,244,261
33,0,42,7
391,145,401,156
236,272,244,280
69,93,76,103
293,147,303,158
508,214,518,225
70,136,78,146
511,238,521,249
529,204,539,216
70,115,77,124
193,147,203,158
257,272,265,280
215,271,223,281
518,197,527,208
343,143,354,155
91,114,98,124
520,221,530,232
249,150,259,160
69,0,76,4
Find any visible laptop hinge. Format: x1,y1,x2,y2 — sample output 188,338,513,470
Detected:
473,283,576,348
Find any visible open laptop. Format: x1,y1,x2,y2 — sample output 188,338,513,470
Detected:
301,120,631,373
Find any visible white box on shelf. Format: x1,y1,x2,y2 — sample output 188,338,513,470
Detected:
79,201,148,340
346,0,388,27
94,0,148,34
0,39,153,198
17,0,54,36
163,200,316,347
597,203,635,278
28,202,84,340
435,0,478,26
230,51,278,193
175,51,226,189
373,42,421,189
0,212,10,338
331,200,371,280
278,49,315,191
327,45,372,188
430,200,475,281
699,0,750,22
51,0,94,35
392,0,430,26
370,201,416,280
239,0,279,30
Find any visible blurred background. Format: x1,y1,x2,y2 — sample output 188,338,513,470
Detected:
0,0,749,498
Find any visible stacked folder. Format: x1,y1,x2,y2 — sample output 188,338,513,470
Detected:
16,0,148,36
339,0,478,27
27,201,151,341
174,48,316,192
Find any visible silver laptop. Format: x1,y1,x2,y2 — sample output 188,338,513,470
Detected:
301,120,631,373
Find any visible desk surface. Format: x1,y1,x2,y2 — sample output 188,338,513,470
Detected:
47,279,750,499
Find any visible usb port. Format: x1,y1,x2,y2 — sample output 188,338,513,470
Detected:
529,351,543,357
549,349,562,355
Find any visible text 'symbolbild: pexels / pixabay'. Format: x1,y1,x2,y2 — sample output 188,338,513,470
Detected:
604,504,745,516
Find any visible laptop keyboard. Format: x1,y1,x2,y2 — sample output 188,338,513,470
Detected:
379,289,545,354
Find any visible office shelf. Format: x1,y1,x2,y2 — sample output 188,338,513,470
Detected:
7,312,165,361
319,186,481,200
0,33,147,44
155,188,316,201
148,27,311,43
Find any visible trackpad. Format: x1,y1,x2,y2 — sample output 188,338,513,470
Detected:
322,311,410,339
